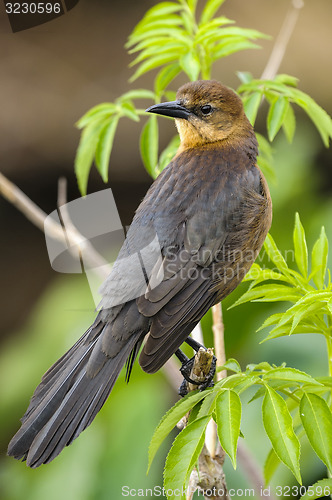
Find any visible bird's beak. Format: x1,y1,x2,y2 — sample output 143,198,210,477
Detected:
145,101,190,120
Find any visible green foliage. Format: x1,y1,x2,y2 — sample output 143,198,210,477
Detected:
74,0,270,192
74,1,331,195
148,360,332,491
126,0,266,83
238,73,332,146
233,213,332,343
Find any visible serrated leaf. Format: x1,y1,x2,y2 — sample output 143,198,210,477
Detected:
130,42,186,67
311,226,328,289
133,16,183,37
264,234,292,277
148,390,208,472
120,101,140,122
264,447,281,485
300,392,332,472
300,479,332,500
293,213,308,278
262,386,301,483
257,312,284,332
230,284,299,309
246,361,272,372
76,103,117,129
289,88,332,147
118,89,156,102
180,51,201,81
200,0,227,24
212,40,260,61
282,101,296,143
95,117,119,182
242,91,262,125
275,74,299,87
140,2,181,20
75,118,109,195
263,367,322,386
215,390,241,468
220,358,241,373
164,416,210,500
140,116,158,178
130,52,181,82
267,95,289,141
155,64,181,96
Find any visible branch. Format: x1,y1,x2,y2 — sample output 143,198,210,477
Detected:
260,0,304,80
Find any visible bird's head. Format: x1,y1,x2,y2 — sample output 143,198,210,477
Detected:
146,80,252,150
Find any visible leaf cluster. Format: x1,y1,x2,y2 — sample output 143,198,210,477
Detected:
74,0,270,194
237,73,332,146
234,213,332,342
127,0,267,84
149,359,332,496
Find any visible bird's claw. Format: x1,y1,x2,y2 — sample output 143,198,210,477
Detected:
178,354,217,397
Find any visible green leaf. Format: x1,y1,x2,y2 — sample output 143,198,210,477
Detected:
300,392,332,472
237,71,253,84
289,88,332,147
215,390,242,468
230,284,300,308
200,0,227,24
118,89,156,102
140,2,181,20
130,52,181,82
282,101,296,143
311,226,328,289
95,117,119,182
157,134,180,176
148,390,208,472
263,367,322,386
155,64,181,96
262,386,301,483
120,101,140,122
275,74,299,87
75,118,109,195
300,479,332,500
220,358,241,373
180,51,201,81
267,95,289,141
264,234,292,278
212,40,260,61
242,91,262,125
293,213,308,278
264,447,281,485
76,103,117,129
164,416,210,500
140,116,158,178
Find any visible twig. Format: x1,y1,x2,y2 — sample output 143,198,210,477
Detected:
0,172,110,280
260,0,304,80
212,303,226,381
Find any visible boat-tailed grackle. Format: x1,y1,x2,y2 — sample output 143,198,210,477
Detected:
8,80,272,467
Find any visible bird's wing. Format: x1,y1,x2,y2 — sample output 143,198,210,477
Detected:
135,147,266,373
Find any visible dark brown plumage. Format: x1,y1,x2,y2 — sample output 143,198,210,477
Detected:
8,80,272,467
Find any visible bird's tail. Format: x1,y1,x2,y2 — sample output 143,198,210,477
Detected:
7,321,140,468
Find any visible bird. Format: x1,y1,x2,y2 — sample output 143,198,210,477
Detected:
8,80,272,468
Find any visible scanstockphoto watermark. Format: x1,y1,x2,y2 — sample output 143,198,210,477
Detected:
121,485,256,497
121,485,332,498
44,188,296,309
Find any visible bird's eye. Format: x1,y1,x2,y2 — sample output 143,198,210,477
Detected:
200,104,212,115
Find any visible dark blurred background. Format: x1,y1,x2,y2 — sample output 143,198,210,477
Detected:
1,1,332,498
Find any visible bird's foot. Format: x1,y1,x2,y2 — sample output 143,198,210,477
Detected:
176,347,217,397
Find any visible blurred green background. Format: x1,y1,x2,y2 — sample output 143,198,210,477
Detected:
1,1,332,499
